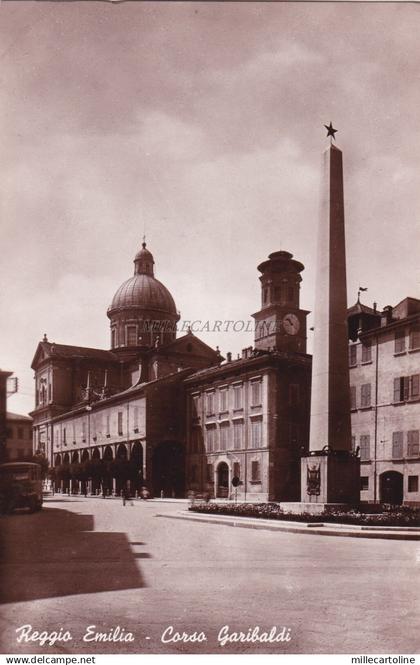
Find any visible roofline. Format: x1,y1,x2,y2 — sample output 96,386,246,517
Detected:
48,367,195,424
6,412,32,421
184,351,311,385
359,311,420,339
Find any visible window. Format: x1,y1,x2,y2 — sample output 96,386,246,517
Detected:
192,394,201,419
133,406,139,431
251,380,262,407
361,341,372,363
233,420,243,450
407,430,419,458
360,435,370,461
220,423,229,451
288,286,294,303
289,384,300,406
392,431,403,459
17,427,23,439
394,329,406,354
410,325,420,350
233,462,240,479
360,383,371,408
351,435,356,452
393,376,410,403
206,463,214,483
106,414,110,437
206,391,215,415
126,326,137,346
350,386,356,410
219,389,228,413
206,426,216,452
111,329,117,348
263,288,268,304
349,345,357,367
360,476,369,491
82,420,86,443
118,411,124,436
63,427,67,445
251,461,261,482
408,476,419,493
251,419,262,448
410,374,420,399
233,384,243,410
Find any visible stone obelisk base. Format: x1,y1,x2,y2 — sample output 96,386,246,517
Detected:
300,453,360,506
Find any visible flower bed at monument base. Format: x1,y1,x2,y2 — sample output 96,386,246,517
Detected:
188,502,420,527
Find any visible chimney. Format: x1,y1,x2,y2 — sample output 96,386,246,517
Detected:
381,305,393,326
226,352,232,362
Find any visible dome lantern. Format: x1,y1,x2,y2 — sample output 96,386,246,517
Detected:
134,241,155,276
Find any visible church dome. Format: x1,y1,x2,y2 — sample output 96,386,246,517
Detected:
109,273,177,315
107,242,178,316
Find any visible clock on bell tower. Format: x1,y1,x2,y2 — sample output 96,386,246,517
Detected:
251,250,309,353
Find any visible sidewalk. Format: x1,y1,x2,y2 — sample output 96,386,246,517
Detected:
156,509,420,540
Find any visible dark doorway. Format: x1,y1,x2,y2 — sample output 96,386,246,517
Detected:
217,462,229,498
130,441,143,495
152,441,185,498
102,445,114,496
380,470,404,505
91,447,101,495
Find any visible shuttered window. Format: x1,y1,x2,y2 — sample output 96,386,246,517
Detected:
360,383,371,408
350,386,356,410
360,435,370,461
349,345,357,366
407,431,419,458
233,421,243,450
220,423,229,451
394,330,406,353
251,461,260,482
392,431,403,459
361,342,372,363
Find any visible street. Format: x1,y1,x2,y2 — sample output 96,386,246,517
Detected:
0,496,419,654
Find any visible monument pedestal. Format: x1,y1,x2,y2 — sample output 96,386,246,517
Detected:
301,453,360,505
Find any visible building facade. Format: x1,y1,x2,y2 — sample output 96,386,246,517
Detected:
5,412,33,461
349,297,420,505
184,250,311,502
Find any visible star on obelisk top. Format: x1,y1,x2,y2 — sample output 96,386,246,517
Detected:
324,121,338,142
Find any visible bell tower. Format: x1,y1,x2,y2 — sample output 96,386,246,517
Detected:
251,250,308,353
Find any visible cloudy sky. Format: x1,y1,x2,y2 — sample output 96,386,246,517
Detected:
1,1,419,415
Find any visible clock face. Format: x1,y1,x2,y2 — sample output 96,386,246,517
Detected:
282,313,300,335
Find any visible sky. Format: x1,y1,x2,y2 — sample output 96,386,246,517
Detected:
1,0,419,416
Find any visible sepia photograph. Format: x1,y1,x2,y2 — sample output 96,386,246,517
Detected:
0,0,419,660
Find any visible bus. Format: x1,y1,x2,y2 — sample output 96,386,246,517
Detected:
0,462,43,514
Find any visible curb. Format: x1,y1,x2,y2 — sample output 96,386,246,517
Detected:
156,511,420,540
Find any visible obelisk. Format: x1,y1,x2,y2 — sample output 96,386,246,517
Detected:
301,125,359,506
